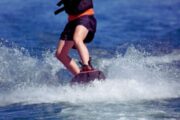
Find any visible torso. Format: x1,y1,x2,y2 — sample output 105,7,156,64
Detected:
62,0,94,21
68,8,94,21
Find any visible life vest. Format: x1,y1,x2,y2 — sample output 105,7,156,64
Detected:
55,0,94,15
63,0,93,15
68,8,94,21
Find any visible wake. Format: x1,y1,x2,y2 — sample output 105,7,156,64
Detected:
0,44,180,106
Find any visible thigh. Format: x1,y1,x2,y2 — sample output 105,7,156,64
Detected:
60,21,75,42
73,25,89,42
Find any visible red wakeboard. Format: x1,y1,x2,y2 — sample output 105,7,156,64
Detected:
71,70,106,84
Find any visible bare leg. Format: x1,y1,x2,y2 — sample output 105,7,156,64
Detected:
73,25,90,65
56,40,80,75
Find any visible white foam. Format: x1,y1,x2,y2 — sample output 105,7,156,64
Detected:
0,45,180,106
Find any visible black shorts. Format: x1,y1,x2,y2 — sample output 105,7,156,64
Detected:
60,15,97,43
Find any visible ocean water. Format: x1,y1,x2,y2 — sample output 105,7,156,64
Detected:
0,0,180,120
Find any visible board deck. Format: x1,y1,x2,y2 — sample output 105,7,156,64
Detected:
71,70,106,84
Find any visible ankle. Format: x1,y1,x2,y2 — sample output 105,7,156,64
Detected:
79,57,94,72
80,64,93,72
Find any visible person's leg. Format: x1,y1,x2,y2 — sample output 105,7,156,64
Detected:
73,25,90,66
56,40,80,75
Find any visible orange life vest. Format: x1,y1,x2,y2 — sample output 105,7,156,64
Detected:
55,0,94,21
68,8,94,21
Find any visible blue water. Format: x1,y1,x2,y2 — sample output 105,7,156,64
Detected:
0,0,180,119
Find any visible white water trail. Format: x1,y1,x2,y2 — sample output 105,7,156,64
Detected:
0,45,180,106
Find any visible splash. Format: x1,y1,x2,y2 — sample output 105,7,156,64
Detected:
0,45,180,106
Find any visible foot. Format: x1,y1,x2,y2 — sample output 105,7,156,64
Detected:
80,64,93,72
80,57,94,72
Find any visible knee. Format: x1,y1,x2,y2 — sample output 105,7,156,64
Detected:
73,36,83,46
55,51,67,62
55,50,61,60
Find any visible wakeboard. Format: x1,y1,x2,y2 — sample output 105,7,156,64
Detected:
71,70,106,84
